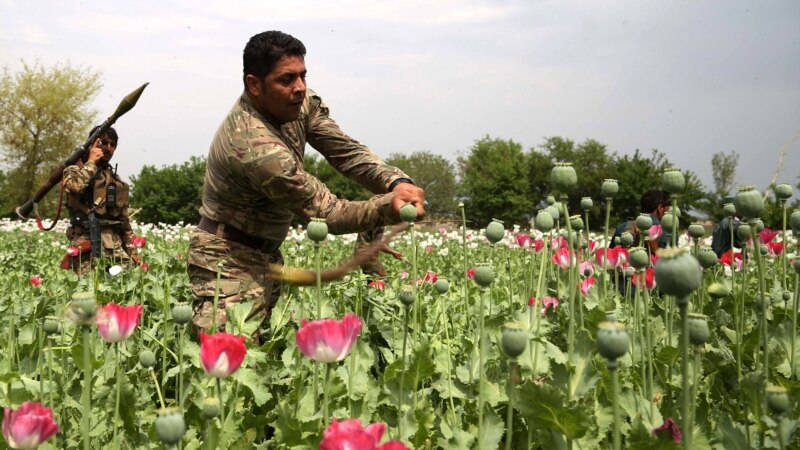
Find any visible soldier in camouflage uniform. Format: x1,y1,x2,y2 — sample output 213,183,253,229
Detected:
62,126,138,274
188,30,426,332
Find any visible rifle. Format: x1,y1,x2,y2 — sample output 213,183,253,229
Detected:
15,83,149,221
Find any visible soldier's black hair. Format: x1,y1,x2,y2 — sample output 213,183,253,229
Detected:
89,125,118,143
640,189,670,213
243,31,306,86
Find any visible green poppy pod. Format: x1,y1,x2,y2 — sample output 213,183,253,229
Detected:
535,210,555,232
434,278,450,295
636,214,653,231
661,213,678,233
734,186,764,218
500,322,528,359
620,232,634,248
773,183,793,201
601,179,619,198
544,205,560,221
68,291,97,326
580,197,593,212
473,264,494,287
596,321,629,362
155,408,186,445
791,210,800,232
737,223,752,241
760,244,768,255
43,317,61,335
765,385,791,416
654,248,702,301
629,247,649,270
546,195,556,205
624,267,635,278
723,203,736,217
687,313,710,346
570,215,584,231
706,282,731,298
688,223,705,239
561,230,579,249
399,203,418,223
306,218,329,242
782,291,791,302
202,397,220,419
550,162,578,193
670,205,682,218
697,247,718,269
485,219,505,244
398,286,415,306
171,303,193,325
139,350,157,368
662,168,685,194
752,218,764,233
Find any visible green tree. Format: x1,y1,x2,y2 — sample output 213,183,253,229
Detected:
0,62,101,216
303,154,371,201
457,136,532,227
129,156,206,225
530,137,617,226
705,151,740,219
385,151,457,218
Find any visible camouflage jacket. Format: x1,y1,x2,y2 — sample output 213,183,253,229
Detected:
62,161,133,251
199,89,410,241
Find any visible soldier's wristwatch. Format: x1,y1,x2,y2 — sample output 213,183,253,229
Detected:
388,177,415,192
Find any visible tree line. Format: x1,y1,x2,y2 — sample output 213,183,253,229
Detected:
1,63,797,230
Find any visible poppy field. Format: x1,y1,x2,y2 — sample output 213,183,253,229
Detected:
1,169,799,449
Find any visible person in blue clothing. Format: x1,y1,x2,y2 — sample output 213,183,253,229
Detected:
609,189,671,253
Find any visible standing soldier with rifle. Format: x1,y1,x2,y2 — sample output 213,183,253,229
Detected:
60,126,138,273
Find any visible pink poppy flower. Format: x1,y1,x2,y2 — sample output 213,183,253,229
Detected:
647,225,663,241
551,236,567,250
758,228,779,244
29,275,42,287
368,280,385,291
580,277,596,296
632,267,656,290
423,271,438,283
552,247,574,270
400,271,409,280
652,417,682,444
3,401,59,449
595,248,619,270
579,261,595,277
528,297,536,307
541,296,560,316
719,250,743,271
140,262,150,273
533,239,545,253
466,268,475,280
131,236,147,248
586,239,598,254
424,245,433,252
320,418,410,450
67,246,80,257
199,332,247,378
295,314,362,364
515,233,532,249
96,303,143,343
767,241,783,256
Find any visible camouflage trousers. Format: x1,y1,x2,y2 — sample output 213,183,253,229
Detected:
65,227,133,275
187,228,283,334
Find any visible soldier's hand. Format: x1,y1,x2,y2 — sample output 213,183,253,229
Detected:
88,139,104,164
380,244,404,260
391,183,426,221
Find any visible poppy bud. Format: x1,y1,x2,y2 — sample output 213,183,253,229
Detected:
662,168,685,194
734,186,764,219
473,264,494,287
171,303,193,325
629,247,649,270
550,162,577,193
545,205,560,221
580,197,593,211
202,397,220,418
596,321,629,367
601,179,619,198
399,203,418,223
654,248,702,301
485,219,505,244
791,210,800,233
723,203,736,216
620,232,634,248
398,286,415,307
688,223,705,239
687,313,710,346
569,215,583,231
752,218,764,233
635,214,653,232
765,385,791,416
306,218,328,242
781,291,791,302
624,267,635,278
535,210,554,232
68,291,97,326
773,183,793,201
43,318,61,335
500,322,528,359
661,213,678,233
546,195,556,205
737,224,751,241
139,350,157,368
697,247,718,269
155,408,186,445
707,282,731,299
434,279,450,295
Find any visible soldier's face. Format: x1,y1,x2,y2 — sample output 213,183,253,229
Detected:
246,55,307,123
98,133,117,163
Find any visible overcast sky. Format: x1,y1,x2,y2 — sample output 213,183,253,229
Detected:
1,0,798,197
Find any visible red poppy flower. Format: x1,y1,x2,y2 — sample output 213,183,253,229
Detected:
96,303,143,343
29,275,42,287
528,297,536,307
131,236,147,248
295,314,362,363
758,228,779,244
3,401,59,449
580,277,597,296
767,241,783,256
552,247,574,270
515,233,532,248
719,250,743,269
199,332,247,378
368,280,385,291
466,268,475,280
652,417,682,443
541,296,560,316
320,418,410,450
67,246,80,257
631,267,656,290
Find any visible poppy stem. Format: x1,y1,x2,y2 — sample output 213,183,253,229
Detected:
81,325,93,450
216,378,225,423
322,363,332,427
149,368,167,410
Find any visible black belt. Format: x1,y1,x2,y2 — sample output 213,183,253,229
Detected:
197,216,282,253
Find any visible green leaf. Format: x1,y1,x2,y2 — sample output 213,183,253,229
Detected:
516,382,591,440
478,404,504,450
235,367,272,406
711,413,748,450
